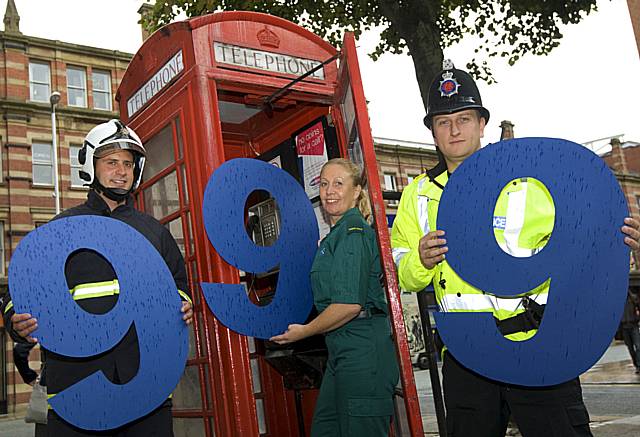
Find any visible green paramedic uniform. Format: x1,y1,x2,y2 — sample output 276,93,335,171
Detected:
310,208,399,437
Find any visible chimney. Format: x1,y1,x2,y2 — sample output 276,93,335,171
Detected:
610,137,629,174
500,120,515,140
3,0,21,35
138,2,154,42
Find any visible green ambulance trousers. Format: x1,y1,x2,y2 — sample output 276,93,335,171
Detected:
311,315,400,437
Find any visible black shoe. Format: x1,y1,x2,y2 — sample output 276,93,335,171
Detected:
635,367,640,374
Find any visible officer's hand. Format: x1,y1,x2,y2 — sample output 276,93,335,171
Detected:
269,324,308,345
10,313,38,343
622,217,640,251
418,230,448,270
181,301,193,326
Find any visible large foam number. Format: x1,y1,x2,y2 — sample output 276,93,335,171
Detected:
8,216,188,430
201,158,319,339
437,137,629,386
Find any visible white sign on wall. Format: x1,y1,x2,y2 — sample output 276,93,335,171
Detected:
127,51,184,117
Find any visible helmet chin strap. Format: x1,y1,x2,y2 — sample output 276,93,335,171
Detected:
92,180,131,203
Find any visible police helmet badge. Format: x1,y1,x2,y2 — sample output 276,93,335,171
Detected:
439,70,460,98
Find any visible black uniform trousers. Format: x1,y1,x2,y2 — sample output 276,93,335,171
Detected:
45,399,174,437
13,342,37,385
443,352,592,437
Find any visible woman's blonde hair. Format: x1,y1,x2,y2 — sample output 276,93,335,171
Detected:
320,158,372,222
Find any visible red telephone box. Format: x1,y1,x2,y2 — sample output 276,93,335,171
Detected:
116,11,423,436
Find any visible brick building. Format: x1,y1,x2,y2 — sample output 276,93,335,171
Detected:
373,137,437,215
601,138,640,283
0,0,131,414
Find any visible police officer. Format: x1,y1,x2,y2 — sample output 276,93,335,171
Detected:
390,62,640,437
271,158,399,437
2,120,193,436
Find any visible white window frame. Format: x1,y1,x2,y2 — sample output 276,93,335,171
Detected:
29,61,51,103
69,144,86,188
384,173,397,191
67,66,87,108
92,69,112,111
384,173,398,206
32,142,53,186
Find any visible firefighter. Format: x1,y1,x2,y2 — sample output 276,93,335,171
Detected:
271,158,399,437
2,120,193,436
390,63,640,437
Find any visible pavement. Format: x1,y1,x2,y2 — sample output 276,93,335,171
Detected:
416,342,640,436
0,343,639,436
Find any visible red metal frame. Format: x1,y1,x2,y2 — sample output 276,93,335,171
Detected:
334,33,425,436
117,11,424,437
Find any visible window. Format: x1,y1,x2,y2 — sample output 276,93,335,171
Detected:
67,66,87,107
29,61,50,102
92,70,112,110
384,173,398,206
32,142,53,185
70,145,86,188
384,173,397,191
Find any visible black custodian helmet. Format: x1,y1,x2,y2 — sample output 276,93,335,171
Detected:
423,60,490,129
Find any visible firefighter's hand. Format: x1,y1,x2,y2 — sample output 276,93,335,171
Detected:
11,313,38,343
623,217,640,251
418,230,448,270
181,301,193,326
270,324,308,345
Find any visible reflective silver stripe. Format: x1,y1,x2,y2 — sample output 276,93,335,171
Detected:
417,177,427,192
417,196,430,235
416,179,430,235
440,292,548,313
392,247,409,267
501,182,531,258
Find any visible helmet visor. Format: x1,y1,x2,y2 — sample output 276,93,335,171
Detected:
94,141,146,158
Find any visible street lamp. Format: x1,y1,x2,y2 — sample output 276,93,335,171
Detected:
50,91,61,215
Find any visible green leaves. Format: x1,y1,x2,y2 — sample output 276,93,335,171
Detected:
144,0,597,106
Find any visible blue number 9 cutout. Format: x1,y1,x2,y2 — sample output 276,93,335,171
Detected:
201,158,319,339
436,137,629,386
8,216,188,430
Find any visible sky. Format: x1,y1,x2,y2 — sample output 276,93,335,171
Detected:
7,0,640,153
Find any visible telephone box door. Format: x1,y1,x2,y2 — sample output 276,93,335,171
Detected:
333,33,424,437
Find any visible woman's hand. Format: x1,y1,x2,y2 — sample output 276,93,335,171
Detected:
270,324,310,345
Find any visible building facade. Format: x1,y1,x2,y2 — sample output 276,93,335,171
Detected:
601,138,640,284
0,0,131,414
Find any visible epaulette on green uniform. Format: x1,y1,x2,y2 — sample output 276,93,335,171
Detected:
344,214,365,234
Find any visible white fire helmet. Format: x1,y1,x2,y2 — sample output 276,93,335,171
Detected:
78,119,146,191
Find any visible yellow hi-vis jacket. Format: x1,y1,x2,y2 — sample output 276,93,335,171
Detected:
390,171,554,341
